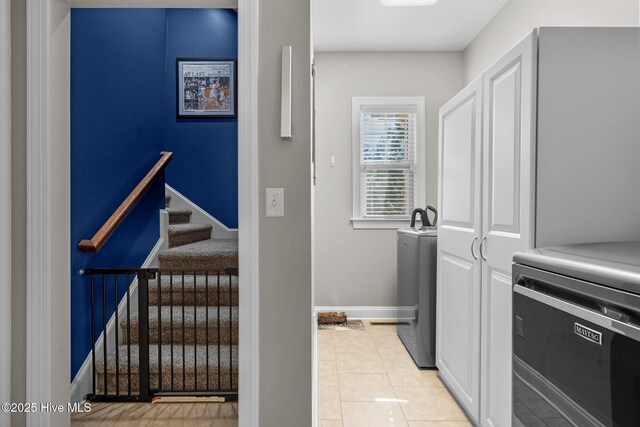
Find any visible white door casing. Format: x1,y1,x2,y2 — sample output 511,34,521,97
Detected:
237,0,260,425
26,1,260,426
436,77,483,423
26,0,54,424
0,0,12,425
480,30,537,427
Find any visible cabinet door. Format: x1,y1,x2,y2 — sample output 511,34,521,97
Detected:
480,31,537,427
437,77,483,423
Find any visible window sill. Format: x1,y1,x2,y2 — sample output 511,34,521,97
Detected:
350,218,411,230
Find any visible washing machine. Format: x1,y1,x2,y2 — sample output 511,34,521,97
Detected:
397,225,437,368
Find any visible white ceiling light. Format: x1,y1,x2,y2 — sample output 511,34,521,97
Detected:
381,0,438,6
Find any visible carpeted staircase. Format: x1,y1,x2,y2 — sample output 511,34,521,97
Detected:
96,194,239,395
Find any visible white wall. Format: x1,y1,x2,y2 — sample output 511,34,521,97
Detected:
464,0,640,84
314,52,463,307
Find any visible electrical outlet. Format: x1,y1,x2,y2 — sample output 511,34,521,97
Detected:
265,188,284,217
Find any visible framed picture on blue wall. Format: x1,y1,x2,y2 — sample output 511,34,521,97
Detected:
176,58,237,118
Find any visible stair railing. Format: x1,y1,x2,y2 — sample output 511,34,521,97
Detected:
82,267,239,402
82,268,153,402
78,151,173,253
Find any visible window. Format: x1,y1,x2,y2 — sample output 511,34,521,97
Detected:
351,97,425,229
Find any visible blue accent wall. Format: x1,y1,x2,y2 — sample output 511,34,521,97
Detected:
164,9,238,228
71,9,168,379
71,9,238,380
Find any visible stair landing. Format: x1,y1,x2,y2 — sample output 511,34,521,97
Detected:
158,239,238,271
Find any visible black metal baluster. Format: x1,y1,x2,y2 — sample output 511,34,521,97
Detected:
157,271,162,391
193,271,198,390
102,274,108,395
126,273,131,397
217,271,221,390
205,272,209,390
90,273,96,397
229,270,233,390
182,272,186,390
170,272,174,391
137,270,151,401
114,274,120,396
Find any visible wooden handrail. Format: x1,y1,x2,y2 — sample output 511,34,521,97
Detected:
78,151,173,253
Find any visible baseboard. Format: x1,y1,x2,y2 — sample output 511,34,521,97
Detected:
314,306,412,320
165,184,238,240
70,238,164,404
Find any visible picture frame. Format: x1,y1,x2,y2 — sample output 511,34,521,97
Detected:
176,58,237,118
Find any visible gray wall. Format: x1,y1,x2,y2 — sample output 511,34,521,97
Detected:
313,52,463,307
259,0,313,426
10,0,27,425
463,0,640,84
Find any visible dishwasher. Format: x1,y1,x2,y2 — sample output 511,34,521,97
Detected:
513,241,640,426
397,206,437,368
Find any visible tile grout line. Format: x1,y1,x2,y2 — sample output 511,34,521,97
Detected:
371,321,410,426
333,330,344,426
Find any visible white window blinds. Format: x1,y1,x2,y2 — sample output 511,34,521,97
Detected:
359,109,417,217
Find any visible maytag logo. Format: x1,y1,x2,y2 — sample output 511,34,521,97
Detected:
574,323,602,345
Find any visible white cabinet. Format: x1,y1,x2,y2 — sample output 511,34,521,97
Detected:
436,77,483,421
437,31,536,426
437,27,640,427
480,33,536,427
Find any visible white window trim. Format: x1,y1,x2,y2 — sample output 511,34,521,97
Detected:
351,96,426,230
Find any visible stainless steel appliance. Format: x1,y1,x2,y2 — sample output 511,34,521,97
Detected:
512,242,640,427
397,221,437,368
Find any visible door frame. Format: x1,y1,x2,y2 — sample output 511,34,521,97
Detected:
25,1,259,425
0,0,12,425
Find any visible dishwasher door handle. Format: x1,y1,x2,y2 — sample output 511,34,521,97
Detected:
514,284,640,342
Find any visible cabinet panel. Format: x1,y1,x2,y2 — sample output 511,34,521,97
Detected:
487,62,521,233
441,97,477,228
437,78,483,423
483,268,513,427
536,28,640,247
481,31,537,427
437,252,480,411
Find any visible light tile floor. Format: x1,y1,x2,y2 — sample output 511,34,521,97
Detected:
317,320,471,427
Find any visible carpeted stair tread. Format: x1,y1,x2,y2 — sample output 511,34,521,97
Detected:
97,344,238,374
166,208,192,225
167,223,213,248
149,274,239,306
158,239,238,270
168,223,213,235
96,345,238,393
144,305,238,326
150,273,239,290
121,306,239,345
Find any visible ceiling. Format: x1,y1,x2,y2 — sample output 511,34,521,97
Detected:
314,0,508,52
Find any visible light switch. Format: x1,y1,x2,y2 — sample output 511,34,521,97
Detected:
265,188,284,217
